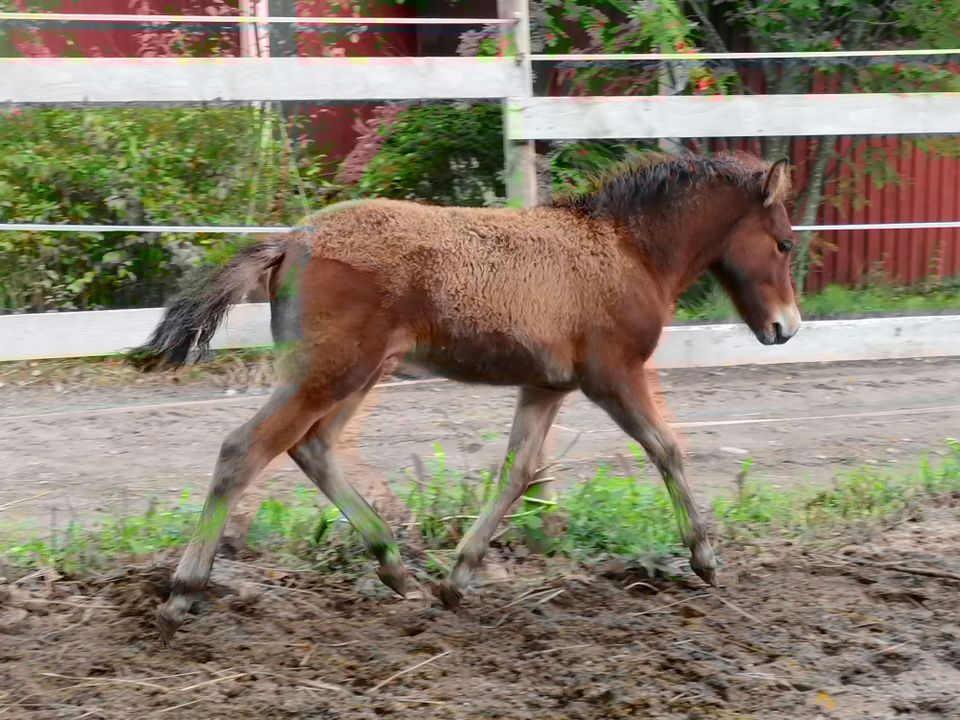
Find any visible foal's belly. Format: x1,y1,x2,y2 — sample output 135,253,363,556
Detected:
411,332,577,389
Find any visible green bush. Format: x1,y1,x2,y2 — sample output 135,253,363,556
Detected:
350,101,667,207
0,107,327,312
560,448,680,558
349,102,507,207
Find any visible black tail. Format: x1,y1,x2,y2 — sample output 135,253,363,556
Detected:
126,236,287,371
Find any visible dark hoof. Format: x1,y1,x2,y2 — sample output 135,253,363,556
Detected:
692,563,719,589
217,540,240,560
156,607,183,646
376,565,408,598
156,590,197,646
433,580,463,610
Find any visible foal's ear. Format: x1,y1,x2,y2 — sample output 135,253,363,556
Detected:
762,157,791,207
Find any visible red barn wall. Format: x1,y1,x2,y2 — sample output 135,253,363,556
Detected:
801,137,960,292
291,0,416,165
5,0,416,164
5,0,242,57
9,1,959,289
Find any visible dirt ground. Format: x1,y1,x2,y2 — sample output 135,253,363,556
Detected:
2,501,960,719
2,356,960,531
3,356,960,718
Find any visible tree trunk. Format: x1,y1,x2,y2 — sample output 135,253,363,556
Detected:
686,0,742,89
793,135,837,295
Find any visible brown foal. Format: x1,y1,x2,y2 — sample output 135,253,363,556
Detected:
129,151,801,643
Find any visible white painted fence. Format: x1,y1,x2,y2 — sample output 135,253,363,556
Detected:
3,305,959,369
0,57,524,103
505,93,960,140
1,5,959,364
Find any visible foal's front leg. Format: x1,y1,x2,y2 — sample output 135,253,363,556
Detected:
584,366,718,587
437,386,567,608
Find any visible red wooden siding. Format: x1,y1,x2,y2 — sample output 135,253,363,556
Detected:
7,2,959,289
5,0,415,163
801,137,960,292
6,0,242,58
291,0,416,165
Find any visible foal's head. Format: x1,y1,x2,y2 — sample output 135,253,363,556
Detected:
710,157,801,346
555,152,801,345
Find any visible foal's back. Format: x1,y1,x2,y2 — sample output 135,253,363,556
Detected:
281,199,634,386
298,199,631,337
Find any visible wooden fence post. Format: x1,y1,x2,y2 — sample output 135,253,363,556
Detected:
499,0,537,209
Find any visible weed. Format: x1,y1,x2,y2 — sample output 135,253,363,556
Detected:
402,444,497,548
3,490,201,574
4,441,959,576
563,464,678,558
246,486,342,555
714,439,960,537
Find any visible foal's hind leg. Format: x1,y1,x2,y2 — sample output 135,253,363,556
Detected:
289,385,407,597
584,366,718,587
157,387,330,643
437,386,566,608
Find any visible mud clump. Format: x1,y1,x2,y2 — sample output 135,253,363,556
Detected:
2,508,960,719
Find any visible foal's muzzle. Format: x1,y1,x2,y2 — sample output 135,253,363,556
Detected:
758,303,801,346
773,322,789,345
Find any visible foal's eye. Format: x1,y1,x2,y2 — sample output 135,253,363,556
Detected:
777,239,794,254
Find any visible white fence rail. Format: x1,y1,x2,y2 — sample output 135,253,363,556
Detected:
4,221,960,234
0,12,514,26
1,5,959,363
3,306,959,368
506,93,960,140
1,6,957,206
0,57,524,103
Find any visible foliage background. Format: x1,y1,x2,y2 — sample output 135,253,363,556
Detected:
1,0,958,313
0,107,327,311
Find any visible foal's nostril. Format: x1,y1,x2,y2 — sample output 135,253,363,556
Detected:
773,322,786,343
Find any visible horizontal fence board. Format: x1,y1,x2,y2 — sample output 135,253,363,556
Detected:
3,306,960,367
506,94,960,140
657,316,960,368
0,305,270,362
0,57,524,103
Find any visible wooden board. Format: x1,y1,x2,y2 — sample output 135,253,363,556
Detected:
4,306,960,368
0,57,525,103
506,93,960,140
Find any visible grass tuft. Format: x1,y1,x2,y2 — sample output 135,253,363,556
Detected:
714,439,960,537
3,441,959,576
3,490,201,574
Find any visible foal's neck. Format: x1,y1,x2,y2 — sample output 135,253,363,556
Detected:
652,185,749,298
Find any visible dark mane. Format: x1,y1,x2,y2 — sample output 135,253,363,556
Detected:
551,151,774,220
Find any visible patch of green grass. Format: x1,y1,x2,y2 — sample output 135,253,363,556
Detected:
800,280,960,318
246,486,343,554
2,490,202,574
1,486,349,575
714,440,960,538
563,465,676,557
675,278,960,323
4,442,959,577
401,444,497,549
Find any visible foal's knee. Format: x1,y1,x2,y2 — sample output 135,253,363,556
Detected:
289,437,333,476
640,429,683,477
212,428,252,492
